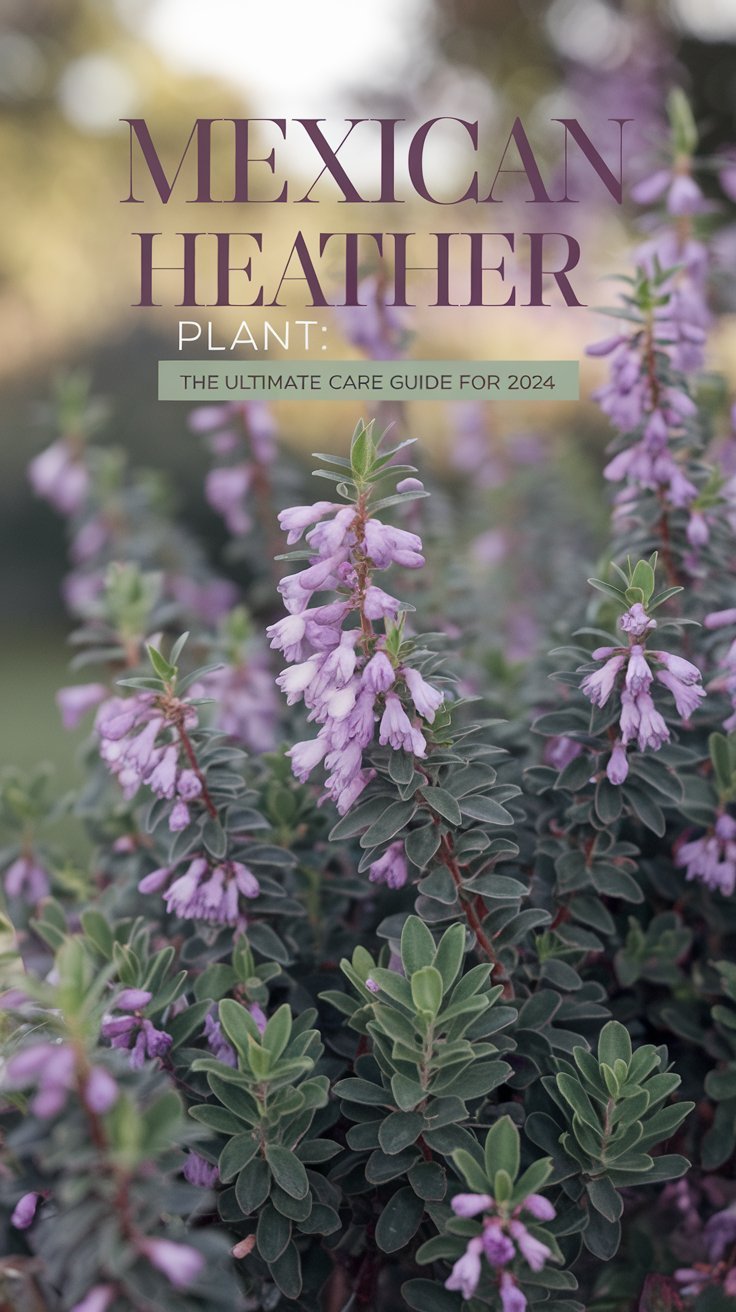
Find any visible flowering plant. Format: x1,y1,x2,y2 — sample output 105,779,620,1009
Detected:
4,89,736,1312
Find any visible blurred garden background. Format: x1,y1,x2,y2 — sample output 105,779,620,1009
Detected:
1,0,736,776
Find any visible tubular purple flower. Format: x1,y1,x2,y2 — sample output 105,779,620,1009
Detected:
581,653,626,708
363,651,395,693
634,691,670,752
379,694,420,753
625,646,653,695
607,740,629,786
522,1194,556,1221
70,1287,115,1312
115,988,152,1011
368,841,408,889
4,856,50,902
403,666,444,722
450,1192,493,1218
509,1219,552,1272
482,1219,516,1266
445,1235,484,1300
11,1192,40,1230
83,1066,118,1114
57,683,107,730
655,669,706,719
183,1152,219,1188
139,1237,204,1290
500,1272,528,1312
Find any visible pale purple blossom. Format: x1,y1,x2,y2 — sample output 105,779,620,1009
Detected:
368,841,409,890
57,683,108,730
29,439,90,514
445,1235,484,1299
11,1192,40,1230
183,1152,219,1188
139,1236,204,1289
4,856,50,903
70,1287,115,1312
204,1009,237,1067
676,814,736,896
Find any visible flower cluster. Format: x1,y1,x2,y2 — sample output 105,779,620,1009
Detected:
94,691,204,830
445,1189,556,1308
676,813,736,897
138,857,260,927
704,606,736,732
580,600,705,784
101,987,172,1069
269,428,444,830
191,400,277,538
29,437,90,515
587,319,699,513
5,1042,118,1118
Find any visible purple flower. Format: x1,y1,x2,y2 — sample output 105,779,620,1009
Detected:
29,439,90,514
625,645,652,695
57,683,107,730
677,814,736,896
4,856,50,903
363,651,395,693
169,800,191,832
83,1066,118,1113
365,977,380,994
450,1192,493,1218
204,1009,237,1066
7,1041,76,1117
379,694,421,753
115,988,153,1011
70,1287,115,1312
403,667,444,722
581,653,626,708
655,669,705,719
509,1219,552,1272
368,841,408,890
500,1271,528,1312
445,1235,484,1299
11,1192,40,1230
607,740,629,785
183,1152,219,1188
139,1237,204,1289
248,1001,268,1033
620,604,655,638
482,1219,516,1267
523,1194,556,1221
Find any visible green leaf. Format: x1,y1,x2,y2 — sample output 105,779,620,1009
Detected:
360,800,417,848
411,966,443,1015
375,1186,425,1253
270,1242,302,1300
484,1116,520,1182
451,1147,491,1194
405,823,441,869
556,1074,602,1134
432,923,466,992
235,1157,271,1214
598,1021,632,1069
379,1111,424,1155
459,795,514,825
401,915,437,975
219,1133,259,1183
265,1145,309,1199
402,1280,463,1311
262,1005,292,1061
421,787,463,826
257,1202,291,1263
586,1175,623,1221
